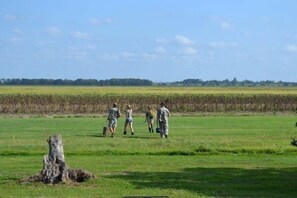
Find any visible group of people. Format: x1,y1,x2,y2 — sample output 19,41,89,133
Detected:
106,102,170,138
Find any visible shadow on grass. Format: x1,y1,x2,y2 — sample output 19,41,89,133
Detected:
76,133,159,139
107,167,297,197
0,176,20,184
75,134,106,138
122,135,159,139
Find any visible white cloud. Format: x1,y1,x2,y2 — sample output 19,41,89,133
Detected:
34,49,56,59
284,33,297,40
120,52,137,58
9,37,23,44
244,32,251,37
12,28,23,34
90,18,100,25
209,42,225,48
37,41,51,46
46,26,61,36
220,22,231,30
90,18,114,25
3,14,19,21
286,44,297,52
208,16,232,31
155,38,168,45
209,41,239,48
140,53,157,60
279,57,289,63
96,53,119,61
155,46,166,53
104,18,114,24
261,16,271,22
119,52,157,61
85,44,97,50
238,53,250,58
175,35,194,46
72,31,91,39
67,46,80,50
66,50,87,60
180,47,197,56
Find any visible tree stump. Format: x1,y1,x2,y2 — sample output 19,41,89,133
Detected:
21,134,95,184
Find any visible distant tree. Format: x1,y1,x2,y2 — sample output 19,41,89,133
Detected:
0,78,296,86
169,78,297,87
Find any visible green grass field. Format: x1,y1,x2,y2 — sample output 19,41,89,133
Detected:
1,115,297,197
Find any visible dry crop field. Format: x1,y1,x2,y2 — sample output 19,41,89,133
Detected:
0,86,296,114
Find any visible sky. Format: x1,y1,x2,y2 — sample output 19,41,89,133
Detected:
1,0,297,82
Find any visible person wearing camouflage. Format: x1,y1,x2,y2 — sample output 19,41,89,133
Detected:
107,103,121,137
157,102,170,138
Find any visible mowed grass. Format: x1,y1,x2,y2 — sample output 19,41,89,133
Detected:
1,85,297,95
1,115,297,155
0,115,297,197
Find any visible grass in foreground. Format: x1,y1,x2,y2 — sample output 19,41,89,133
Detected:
1,155,297,197
0,115,297,197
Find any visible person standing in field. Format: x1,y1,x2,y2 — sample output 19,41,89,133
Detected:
107,103,121,137
145,106,157,132
157,102,170,138
123,105,134,135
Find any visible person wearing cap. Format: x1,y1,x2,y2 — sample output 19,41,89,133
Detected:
157,102,170,138
107,103,121,137
123,104,134,135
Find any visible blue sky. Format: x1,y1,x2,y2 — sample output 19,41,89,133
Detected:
1,0,297,82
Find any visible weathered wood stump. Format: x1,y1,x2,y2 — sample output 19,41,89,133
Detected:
21,135,95,184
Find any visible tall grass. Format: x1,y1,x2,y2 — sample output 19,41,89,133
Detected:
0,93,296,114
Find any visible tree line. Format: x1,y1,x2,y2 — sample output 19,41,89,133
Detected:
0,78,296,86
170,78,297,87
0,78,153,86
